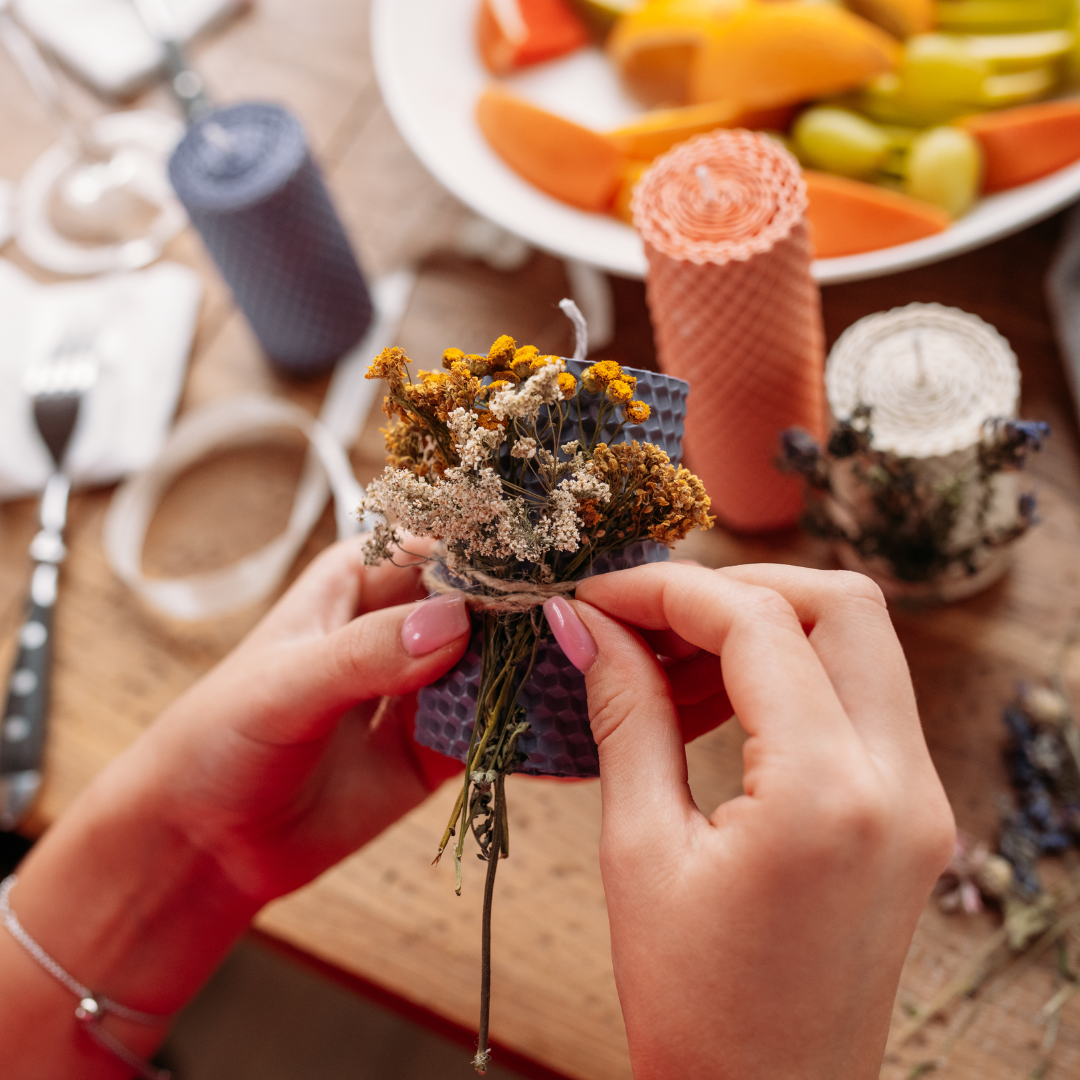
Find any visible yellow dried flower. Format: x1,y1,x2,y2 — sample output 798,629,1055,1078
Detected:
474,409,505,431
419,369,449,385
488,335,517,369
528,354,555,374
466,355,493,377
624,400,650,424
366,346,409,387
557,372,577,399
607,380,633,404
512,356,536,380
442,347,465,371
587,360,623,386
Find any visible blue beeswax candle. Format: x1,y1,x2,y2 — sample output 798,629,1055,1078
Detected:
168,102,372,376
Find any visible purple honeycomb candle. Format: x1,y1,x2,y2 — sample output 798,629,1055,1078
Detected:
413,362,690,778
168,102,371,377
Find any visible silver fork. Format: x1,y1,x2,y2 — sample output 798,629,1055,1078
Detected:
0,329,98,831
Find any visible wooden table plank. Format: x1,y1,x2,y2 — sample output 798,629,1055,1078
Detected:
3,1,1080,1077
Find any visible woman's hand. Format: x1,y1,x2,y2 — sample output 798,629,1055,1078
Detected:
0,539,470,1075
563,562,955,1080
142,537,470,902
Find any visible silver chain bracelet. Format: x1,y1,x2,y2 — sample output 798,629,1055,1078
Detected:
1,874,173,1080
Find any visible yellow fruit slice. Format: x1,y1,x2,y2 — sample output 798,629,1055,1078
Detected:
846,0,933,39
606,99,794,158
608,0,746,106
690,4,901,109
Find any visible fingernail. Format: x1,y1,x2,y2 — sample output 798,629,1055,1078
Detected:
401,595,470,656
543,596,598,673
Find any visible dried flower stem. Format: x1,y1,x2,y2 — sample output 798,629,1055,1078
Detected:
894,890,1080,1048
473,775,507,1075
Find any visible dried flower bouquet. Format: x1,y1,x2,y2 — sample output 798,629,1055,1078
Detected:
360,306,712,1072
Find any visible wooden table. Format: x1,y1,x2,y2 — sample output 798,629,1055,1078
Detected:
2,3,1080,1077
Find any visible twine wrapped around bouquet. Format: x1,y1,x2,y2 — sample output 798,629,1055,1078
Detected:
633,129,826,532
421,561,575,613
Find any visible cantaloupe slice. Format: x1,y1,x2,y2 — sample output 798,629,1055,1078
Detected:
690,5,901,109
803,170,950,257
612,158,651,223
478,0,590,76
957,98,1080,192
477,87,625,210
607,100,795,159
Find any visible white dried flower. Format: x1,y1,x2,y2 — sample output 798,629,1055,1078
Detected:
489,360,566,425
534,462,612,553
511,437,538,459
560,441,580,456
360,517,403,565
448,407,504,471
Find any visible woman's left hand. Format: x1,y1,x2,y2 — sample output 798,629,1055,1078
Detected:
140,536,471,903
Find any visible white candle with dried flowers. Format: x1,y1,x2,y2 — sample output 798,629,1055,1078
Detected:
784,303,1046,602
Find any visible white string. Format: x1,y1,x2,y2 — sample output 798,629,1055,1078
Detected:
558,297,588,363
102,270,416,620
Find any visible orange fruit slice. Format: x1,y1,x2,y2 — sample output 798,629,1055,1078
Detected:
803,170,950,257
478,0,590,76
477,87,626,210
607,99,795,159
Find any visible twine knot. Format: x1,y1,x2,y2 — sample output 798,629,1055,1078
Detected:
421,562,575,613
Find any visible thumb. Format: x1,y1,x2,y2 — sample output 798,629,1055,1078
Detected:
255,594,473,742
544,597,693,832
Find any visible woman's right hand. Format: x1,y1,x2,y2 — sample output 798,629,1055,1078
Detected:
558,563,955,1080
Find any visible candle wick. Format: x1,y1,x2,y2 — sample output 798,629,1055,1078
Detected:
912,331,927,388
695,165,719,203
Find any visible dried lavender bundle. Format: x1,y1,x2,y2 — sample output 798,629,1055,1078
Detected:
360,313,713,1072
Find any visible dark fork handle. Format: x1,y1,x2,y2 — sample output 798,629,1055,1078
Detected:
0,596,53,776
33,395,81,468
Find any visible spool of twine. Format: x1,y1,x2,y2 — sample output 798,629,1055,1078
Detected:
168,102,372,377
632,129,826,532
826,303,1021,599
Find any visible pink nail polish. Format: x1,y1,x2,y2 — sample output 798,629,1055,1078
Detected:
543,596,598,673
402,595,470,656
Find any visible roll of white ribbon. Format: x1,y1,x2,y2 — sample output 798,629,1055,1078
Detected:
103,270,416,620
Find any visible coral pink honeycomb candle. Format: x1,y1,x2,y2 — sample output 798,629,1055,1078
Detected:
632,130,826,532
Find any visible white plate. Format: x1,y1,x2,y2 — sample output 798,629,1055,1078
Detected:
372,0,1080,284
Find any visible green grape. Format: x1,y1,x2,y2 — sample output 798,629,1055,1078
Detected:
904,126,983,218
848,74,978,127
902,34,1062,106
792,106,891,179
936,0,1072,34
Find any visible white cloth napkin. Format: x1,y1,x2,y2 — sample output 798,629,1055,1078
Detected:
0,258,201,500
15,0,247,99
